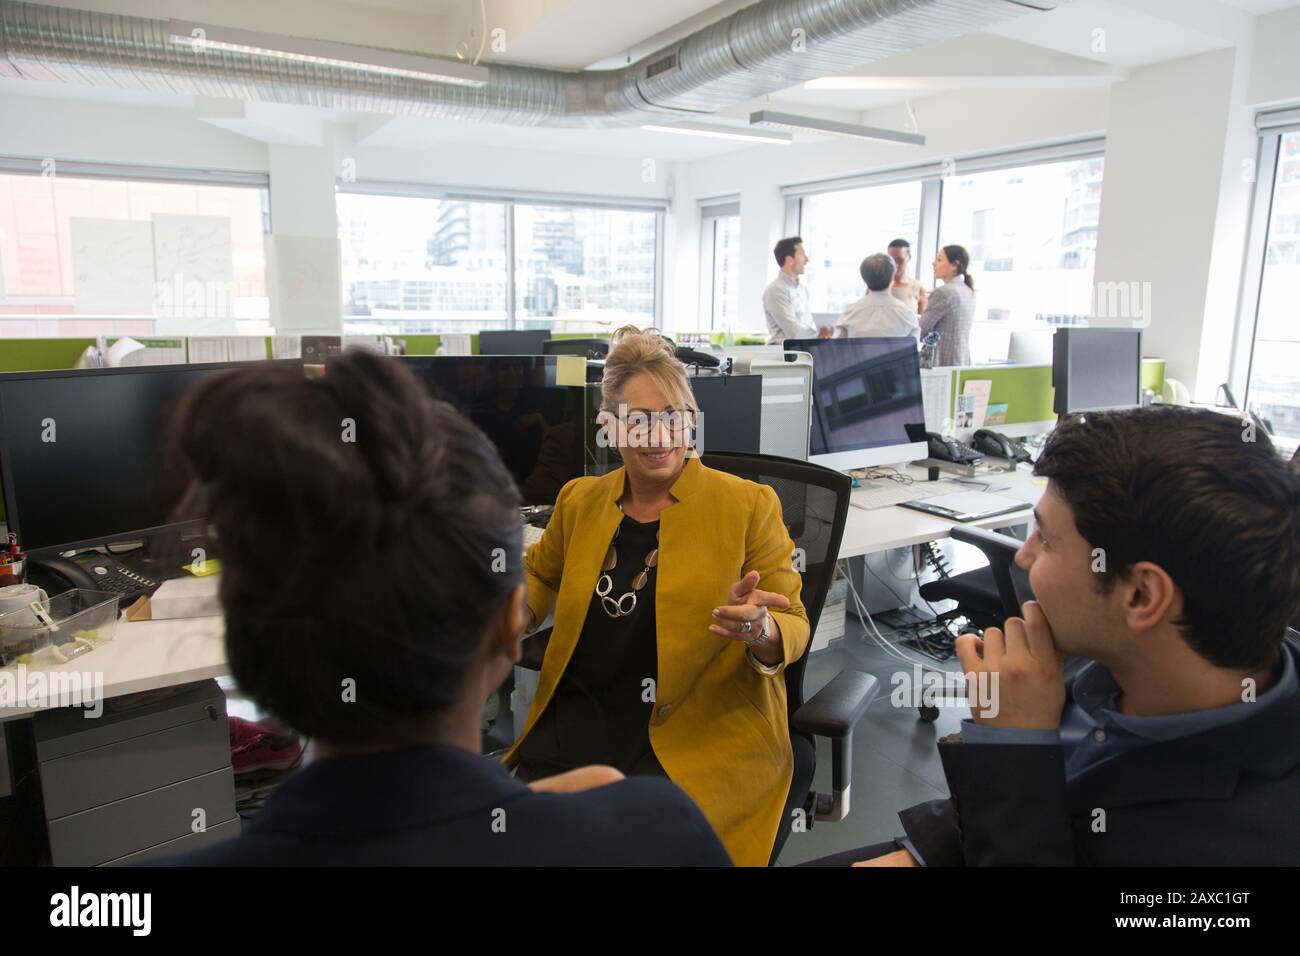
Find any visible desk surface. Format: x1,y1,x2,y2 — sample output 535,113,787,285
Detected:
0,614,225,721
1,463,1045,719
838,463,1045,558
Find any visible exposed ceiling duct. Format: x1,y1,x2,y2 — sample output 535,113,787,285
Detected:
0,0,1063,128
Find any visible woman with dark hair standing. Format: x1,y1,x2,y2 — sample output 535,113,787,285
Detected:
922,244,975,366
159,351,729,866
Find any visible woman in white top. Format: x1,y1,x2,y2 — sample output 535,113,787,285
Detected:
921,245,975,367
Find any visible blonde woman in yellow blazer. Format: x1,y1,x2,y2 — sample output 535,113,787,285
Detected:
504,327,809,866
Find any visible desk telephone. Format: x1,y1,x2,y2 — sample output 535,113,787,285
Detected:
924,432,984,466
28,552,159,602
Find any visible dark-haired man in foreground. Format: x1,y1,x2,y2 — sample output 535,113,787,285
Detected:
822,405,1300,866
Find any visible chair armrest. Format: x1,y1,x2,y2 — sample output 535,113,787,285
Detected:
792,669,878,739
791,670,878,822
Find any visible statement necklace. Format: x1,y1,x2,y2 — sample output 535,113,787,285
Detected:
595,508,659,619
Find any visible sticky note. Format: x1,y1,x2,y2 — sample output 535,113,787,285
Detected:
556,355,586,387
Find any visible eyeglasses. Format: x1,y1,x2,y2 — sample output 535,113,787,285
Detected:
607,406,699,445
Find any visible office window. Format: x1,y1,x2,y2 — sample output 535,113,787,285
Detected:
513,203,657,329
799,181,922,314
338,193,509,334
937,157,1104,327
701,204,740,331
0,171,269,338
1245,130,1300,446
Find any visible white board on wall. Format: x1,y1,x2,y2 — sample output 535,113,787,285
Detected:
71,218,156,315
266,234,342,333
152,214,237,335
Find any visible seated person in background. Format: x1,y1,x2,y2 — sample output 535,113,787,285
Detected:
159,351,730,866
829,252,921,341
812,405,1300,866
508,326,809,867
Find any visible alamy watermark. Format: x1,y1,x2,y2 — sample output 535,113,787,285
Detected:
889,664,1000,718
0,666,104,718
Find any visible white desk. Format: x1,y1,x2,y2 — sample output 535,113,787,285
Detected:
837,463,1045,559
0,615,226,721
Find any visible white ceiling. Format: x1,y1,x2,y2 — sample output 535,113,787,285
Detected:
3,0,1298,157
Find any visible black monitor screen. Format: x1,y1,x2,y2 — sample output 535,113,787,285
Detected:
0,361,299,553
787,337,926,457
400,356,584,506
478,330,551,355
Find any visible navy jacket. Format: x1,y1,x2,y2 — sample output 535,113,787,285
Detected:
163,744,732,866
900,640,1300,866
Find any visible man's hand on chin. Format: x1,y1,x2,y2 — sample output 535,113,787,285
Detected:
954,600,1066,731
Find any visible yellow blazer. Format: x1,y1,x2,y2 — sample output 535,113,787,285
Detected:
503,454,810,866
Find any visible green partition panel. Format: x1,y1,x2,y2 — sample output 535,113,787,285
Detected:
955,365,1056,426
0,338,97,373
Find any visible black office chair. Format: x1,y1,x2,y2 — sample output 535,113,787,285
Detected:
512,453,879,865
919,525,1032,634
701,451,878,866
542,337,609,360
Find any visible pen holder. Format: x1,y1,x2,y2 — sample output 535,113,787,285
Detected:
0,589,121,666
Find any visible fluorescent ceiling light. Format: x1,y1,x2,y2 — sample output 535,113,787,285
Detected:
805,76,1118,91
167,20,489,87
641,121,792,145
749,110,924,146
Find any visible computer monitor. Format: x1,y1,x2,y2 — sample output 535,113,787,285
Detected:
1008,328,1054,365
399,356,584,506
0,360,303,554
1052,328,1142,415
786,337,928,471
687,374,762,455
478,329,552,355
543,337,609,359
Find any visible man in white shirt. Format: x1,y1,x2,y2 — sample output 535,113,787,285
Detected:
763,236,818,344
835,253,921,340
888,238,928,315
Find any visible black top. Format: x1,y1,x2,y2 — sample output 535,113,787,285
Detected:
517,513,663,778
158,743,730,866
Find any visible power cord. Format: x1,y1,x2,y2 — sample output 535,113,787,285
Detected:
839,560,939,670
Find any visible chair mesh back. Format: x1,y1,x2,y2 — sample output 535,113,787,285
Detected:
700,452,851,715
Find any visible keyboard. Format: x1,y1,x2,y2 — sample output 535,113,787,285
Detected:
851,480,943,511
522,524,546,549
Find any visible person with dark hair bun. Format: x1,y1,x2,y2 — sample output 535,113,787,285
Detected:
159,350,730,866
921,244,975,366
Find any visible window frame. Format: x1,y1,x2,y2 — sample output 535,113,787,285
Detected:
698,197,740,332
338,180,666,331
0,155,272,337
1231,112,1300,411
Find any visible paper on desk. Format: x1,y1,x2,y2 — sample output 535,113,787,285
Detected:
921,368,953,434
440,334,471,356
271,336,302,359
229,336,270,362
147,574,222,620
188,337,231,363
957,379,992,431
